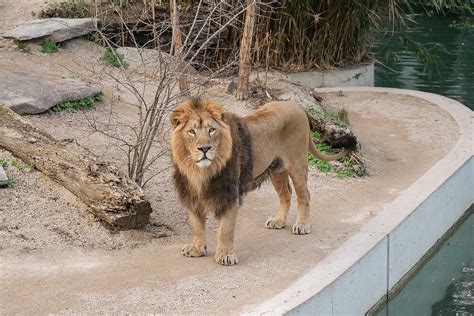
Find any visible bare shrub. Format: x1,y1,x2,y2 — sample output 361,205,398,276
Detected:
74,0,258,187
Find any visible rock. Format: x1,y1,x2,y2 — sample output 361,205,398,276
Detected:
0,166,8,187
227,80,237,94
2,18,97,42
0,66,102,114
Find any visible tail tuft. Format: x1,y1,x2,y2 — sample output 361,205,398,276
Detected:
333,134,358,151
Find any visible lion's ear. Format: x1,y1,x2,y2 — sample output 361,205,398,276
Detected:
206,101,224,122
170,108,188,128
220,111,229,123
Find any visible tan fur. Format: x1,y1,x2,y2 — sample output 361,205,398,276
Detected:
171,99,350,266
171,98,243,265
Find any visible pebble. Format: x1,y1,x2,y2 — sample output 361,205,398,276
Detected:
0,166,9,186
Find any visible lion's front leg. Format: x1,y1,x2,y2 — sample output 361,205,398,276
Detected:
182,210,207,257
214,206,239,266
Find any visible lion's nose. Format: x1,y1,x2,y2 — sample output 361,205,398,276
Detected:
198,145,211,154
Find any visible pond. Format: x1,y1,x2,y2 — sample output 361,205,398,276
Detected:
371,14,473,315
372,14,474,110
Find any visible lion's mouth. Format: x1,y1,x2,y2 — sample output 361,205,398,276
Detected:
197,157,213,168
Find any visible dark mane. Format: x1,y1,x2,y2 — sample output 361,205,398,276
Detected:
189,97,203,110
203,113,253,218
173,112,254,219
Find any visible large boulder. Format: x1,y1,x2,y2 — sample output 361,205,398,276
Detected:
0,67,101,114
2,18,97,42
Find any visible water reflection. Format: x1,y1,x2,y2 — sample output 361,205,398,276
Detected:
372,15,474,110
432,264,474,315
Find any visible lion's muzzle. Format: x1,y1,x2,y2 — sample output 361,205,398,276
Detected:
195,144,215,168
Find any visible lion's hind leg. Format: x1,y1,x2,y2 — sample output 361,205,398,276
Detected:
288,163,312,235
265,171,292,230
182,209,207,257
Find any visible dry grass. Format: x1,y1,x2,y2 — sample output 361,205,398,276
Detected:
38,0,470,72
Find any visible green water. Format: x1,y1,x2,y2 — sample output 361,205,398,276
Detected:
375,211,473,316
371,16,474,315
372,15,474,110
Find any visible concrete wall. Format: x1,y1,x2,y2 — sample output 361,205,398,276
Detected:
244,88,473,316
285,63,374,89
382,213,472,315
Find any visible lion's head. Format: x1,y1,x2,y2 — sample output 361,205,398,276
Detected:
170,98,233,180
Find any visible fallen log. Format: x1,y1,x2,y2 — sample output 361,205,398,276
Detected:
252,71,359,149
0,105,152,230
305,108,358,151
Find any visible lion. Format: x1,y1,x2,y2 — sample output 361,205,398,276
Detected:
170,97,356,265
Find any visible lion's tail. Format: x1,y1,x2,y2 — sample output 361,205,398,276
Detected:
308,138,348,161
304,108,355,161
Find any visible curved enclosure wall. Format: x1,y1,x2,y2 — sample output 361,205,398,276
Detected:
246,88,473,315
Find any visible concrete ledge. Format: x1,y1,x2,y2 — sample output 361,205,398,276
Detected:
245,88,473,315
285,63,374,88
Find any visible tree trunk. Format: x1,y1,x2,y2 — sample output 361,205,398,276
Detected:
236,0,257,100
170,0,189,96
0,106,152,230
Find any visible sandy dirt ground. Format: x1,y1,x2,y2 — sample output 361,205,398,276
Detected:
0,3,460,314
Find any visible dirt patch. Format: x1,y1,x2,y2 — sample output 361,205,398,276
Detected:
0,88,458,314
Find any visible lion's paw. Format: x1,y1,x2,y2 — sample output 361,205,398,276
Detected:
181,244,207,257
214,250,239,266
265,217,286,229
292,223,311,235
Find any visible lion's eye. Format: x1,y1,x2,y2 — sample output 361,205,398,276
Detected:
188,130,195,136
209,127,216,134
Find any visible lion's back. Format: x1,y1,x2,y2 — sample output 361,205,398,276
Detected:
244,101,311,177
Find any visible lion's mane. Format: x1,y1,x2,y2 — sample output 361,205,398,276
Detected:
172,98,253,218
